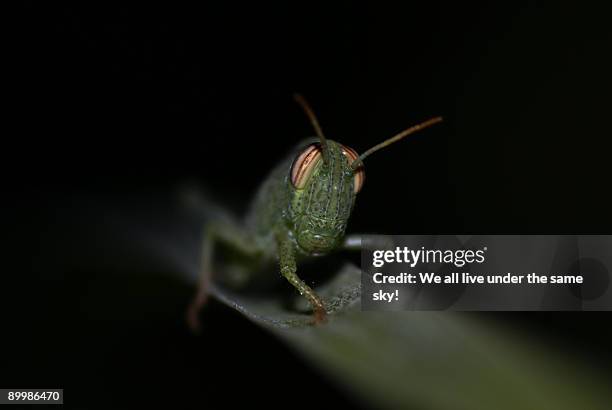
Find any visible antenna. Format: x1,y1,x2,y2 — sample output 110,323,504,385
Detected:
351,116,443,170
294,93,329,163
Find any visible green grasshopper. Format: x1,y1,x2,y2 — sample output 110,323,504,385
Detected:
187,95,441,329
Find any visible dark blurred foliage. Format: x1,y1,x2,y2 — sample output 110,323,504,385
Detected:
3,2,612,408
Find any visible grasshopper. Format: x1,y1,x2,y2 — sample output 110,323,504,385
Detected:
187,95,441,330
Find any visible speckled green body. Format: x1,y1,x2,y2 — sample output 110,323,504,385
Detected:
237,137,359,322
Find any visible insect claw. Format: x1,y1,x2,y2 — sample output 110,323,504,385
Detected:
313,307,328,325
186,305,203,334
186,291,209,334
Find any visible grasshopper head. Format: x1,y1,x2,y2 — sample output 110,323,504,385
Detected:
289,93,442,255
289,140,364,255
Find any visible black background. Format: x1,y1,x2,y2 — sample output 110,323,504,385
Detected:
4,2,612,409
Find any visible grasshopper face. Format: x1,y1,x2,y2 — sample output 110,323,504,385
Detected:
289,140,365,255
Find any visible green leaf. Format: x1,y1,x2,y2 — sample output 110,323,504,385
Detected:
178,188,609,409
211,263,610,410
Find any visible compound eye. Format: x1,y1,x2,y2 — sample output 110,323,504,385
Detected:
340,144,365,193
290,143,323,189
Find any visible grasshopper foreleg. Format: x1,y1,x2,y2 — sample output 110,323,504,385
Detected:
276,228,327,324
